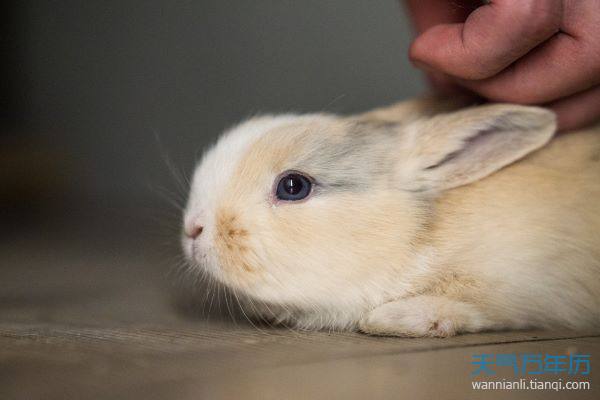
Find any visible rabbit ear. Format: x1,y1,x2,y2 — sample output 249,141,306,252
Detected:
396,104,556,192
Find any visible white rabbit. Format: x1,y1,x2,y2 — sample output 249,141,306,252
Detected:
181,97,600,337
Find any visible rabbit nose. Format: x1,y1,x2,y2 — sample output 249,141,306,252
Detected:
185,224,204,239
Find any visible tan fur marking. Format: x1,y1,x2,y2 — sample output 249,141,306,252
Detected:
215,208,255,276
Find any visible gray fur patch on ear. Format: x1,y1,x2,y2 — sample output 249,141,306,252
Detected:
400,105,556,193
293,124,398,193
423,125,504,171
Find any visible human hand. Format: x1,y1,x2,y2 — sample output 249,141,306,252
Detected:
406,0,600,131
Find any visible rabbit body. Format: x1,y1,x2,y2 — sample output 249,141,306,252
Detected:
183,98,600,336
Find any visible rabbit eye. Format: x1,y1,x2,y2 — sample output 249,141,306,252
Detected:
276,172,312,201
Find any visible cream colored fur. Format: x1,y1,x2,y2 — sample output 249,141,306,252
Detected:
182,97,600,337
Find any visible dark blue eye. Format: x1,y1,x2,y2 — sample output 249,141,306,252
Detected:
276,172,312,201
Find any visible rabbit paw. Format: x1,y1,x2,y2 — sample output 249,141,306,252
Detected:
359,296,489,337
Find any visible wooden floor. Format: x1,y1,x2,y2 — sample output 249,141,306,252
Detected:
2,214,598,399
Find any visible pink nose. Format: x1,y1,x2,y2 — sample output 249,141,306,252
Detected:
186,224,204,239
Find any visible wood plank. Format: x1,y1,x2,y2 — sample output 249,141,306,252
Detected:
2,330,598,400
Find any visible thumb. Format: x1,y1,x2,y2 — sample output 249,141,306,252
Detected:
410,0,562,80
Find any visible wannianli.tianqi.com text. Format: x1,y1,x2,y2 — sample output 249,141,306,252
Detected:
471,379,591,391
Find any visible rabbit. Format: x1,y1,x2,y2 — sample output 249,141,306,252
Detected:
181,96,600,337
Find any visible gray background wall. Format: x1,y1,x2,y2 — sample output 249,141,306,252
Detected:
14,0,425,210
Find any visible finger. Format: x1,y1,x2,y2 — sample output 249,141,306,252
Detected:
458,32,600,104
409,0,562,80
548,85,600,131
405,0,475,33
405,0,474,95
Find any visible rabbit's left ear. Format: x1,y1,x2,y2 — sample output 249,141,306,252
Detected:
396,104,556,192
